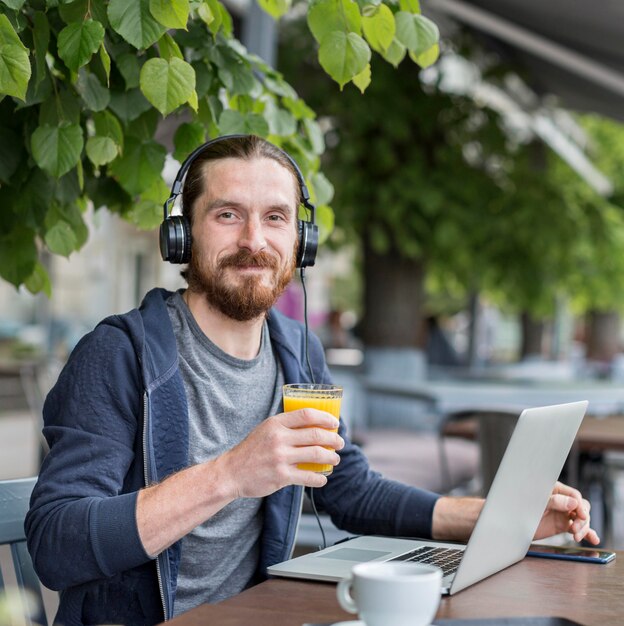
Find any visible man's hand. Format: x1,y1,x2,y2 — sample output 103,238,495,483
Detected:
534,481,600,545
216,409,345,499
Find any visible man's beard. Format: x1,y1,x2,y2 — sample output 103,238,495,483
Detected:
185,243,297,322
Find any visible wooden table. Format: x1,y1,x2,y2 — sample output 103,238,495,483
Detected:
443,415,624,452
166,551,624,625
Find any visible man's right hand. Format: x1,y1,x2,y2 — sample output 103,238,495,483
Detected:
216,409,345,499
137,409,343,557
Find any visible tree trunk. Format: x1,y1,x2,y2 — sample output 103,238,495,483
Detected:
520,312,546,359
361,242,426,348
586,311,621,362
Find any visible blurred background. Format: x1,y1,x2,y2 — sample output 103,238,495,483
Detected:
2,0,624,570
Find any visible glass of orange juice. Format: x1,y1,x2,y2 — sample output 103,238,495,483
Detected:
283,383,343,476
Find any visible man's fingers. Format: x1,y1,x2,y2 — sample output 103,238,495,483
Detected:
289,446,341,467
280,408,340,431
289,426,344,450
548,493,578,513
292,469,329,488
553,481,583,505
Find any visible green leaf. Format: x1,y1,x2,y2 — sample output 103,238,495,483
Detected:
201,0,222,35
116,52,141,89
126,179,169,228
108,0,166,50
125,108,159,140
410,42,439,68
318,31,370,89
0,124,21,183
0,14,31,100
218,109,269,136
217,54,258,96
0,225,37,287
303,118,324,155
263,73,297,99
352,62,371,93
44,203,88,257
39,86,81,125
217,3,232,36
192,60,213,97
86,135,118,166
245,113,269,136
24,261,51,297
197,0,215,27
140,56,195,115
76,69,110,111
33,11,50,87
263,99,297,136
399,0,421,12
57,19,105,72
109,88,152,122
362,4,395,53
93,109,123,147
394,12,439,55
307,0,361,43
283,96,315,120
311,171,334,206
187,89,198,111
381,38,406,67
1,0,26,9
173,121,205,162
355,0,383,18
158,32,183,61
31,123,84,178
150,0,190,29
316,204,334,245
99,41,111,86
58,0,89,24
109,136,166,195
257,0,291,20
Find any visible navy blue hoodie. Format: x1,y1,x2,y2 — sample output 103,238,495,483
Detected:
25,288,439,625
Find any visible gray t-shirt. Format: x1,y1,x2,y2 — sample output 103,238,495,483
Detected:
167,292,284,615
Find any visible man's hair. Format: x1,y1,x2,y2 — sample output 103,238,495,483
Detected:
181,135,302,224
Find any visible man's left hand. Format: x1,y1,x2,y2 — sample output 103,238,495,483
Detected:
534,481,600,545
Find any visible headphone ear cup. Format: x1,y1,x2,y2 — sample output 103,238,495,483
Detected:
160,215,192,264
297,220,319,268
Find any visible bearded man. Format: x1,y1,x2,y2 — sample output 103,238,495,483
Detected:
25,135,597,626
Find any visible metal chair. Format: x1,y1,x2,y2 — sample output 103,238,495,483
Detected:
0,477,47,626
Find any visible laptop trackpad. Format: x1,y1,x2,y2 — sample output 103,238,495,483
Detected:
316,548,392,562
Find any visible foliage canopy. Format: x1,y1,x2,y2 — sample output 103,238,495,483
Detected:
0,0,440,295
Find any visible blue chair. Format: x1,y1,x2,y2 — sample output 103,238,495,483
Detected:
0,477,47,626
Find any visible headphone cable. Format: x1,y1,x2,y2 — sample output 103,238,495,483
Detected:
300,267,326,550
300,267,316,386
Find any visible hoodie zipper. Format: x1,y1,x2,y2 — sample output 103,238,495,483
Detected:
143,391,168,621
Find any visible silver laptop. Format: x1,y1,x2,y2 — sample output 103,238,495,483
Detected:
268,401,588,595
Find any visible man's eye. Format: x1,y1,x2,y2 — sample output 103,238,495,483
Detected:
268,214,285,221
219,212,234,219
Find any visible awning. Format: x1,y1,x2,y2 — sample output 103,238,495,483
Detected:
424,0,624,123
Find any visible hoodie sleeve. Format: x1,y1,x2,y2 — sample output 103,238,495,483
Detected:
311,337,441,539
25,323,152,591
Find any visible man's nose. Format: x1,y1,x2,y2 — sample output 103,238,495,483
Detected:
238,217,267,253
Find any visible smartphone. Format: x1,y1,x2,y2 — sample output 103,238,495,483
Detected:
527,544,616,564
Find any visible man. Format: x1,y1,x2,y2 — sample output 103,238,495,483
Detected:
26,135,598,626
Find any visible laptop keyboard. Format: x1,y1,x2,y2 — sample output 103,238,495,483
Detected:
390,546,463,577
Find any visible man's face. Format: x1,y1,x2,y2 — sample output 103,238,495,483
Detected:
185,157,299,321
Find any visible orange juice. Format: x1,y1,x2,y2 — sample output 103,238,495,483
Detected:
282,384,343,475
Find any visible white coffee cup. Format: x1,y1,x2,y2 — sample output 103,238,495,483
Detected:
336,561,442,626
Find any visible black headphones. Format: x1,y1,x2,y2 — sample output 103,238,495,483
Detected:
159,134,319,268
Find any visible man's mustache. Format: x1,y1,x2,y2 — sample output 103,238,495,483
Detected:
218,250,279,270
